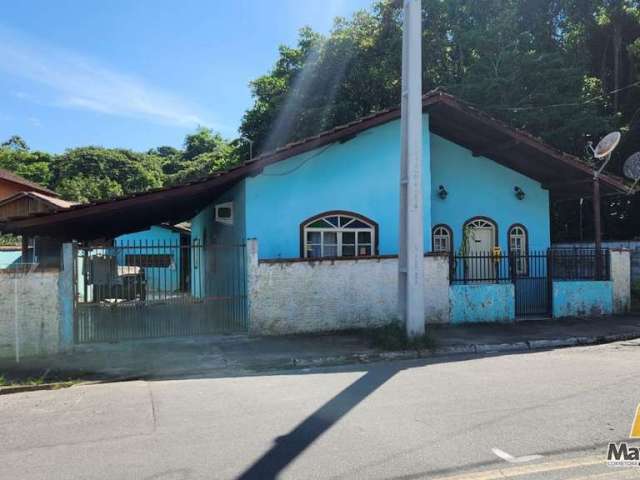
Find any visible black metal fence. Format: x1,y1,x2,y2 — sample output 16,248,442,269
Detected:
75,240,247,343
548,248,610,281
450,248,611,285
450,251,512,284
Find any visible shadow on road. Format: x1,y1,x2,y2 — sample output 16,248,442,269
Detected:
236,363,404,480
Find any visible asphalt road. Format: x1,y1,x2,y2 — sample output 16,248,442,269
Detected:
2,340,640,480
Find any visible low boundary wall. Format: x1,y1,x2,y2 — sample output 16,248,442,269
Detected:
247,239,450,335
247,242,633,334
0,244,74,361
552,280,613,318
0,269,61,359
450,284,515,323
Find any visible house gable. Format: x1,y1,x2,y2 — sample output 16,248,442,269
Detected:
430,134,550,253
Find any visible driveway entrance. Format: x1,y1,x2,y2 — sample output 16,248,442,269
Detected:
74,241,247,343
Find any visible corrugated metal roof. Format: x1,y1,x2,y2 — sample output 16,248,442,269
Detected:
0,191,78,210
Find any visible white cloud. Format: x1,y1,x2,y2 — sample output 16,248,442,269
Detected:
0,26,212,128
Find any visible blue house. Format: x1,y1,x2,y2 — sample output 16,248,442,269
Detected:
188,91,629,332
3,91,631,339
192,92,621,260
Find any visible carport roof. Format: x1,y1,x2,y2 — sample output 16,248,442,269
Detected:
0,89,630,240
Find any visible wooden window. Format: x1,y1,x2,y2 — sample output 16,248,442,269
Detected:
432,225,452,253
301,212,377,258
508,224,528,275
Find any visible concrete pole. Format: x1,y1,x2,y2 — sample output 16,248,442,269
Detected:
593,175,603,279
399,0,425,338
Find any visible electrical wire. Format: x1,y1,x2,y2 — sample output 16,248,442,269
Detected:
261,144,334,176
485,80,640,113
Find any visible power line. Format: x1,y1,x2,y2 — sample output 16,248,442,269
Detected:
486,80,640,113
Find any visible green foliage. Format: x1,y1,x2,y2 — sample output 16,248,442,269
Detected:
0,128,240,203
0,144,54,187
1,135,29,151
238,0,640,241
1,0,640,241
0,234,20,246
240,0,636,157
165,128,240,185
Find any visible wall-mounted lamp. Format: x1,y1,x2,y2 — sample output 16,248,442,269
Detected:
514,186,525,200
437,185,448,199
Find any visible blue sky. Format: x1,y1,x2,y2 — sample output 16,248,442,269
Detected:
0,0,373,153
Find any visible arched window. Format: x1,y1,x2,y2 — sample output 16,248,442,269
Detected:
508,224,528,275
432,224,453,254
301,211,377,258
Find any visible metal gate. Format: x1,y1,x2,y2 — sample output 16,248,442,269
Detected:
451,249,610,319
512,251,551,317
74,240,247,343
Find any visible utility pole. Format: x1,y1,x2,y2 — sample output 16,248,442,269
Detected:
398,0,425,338
593,174,602,279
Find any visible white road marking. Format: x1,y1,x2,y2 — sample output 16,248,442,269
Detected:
492,447,544,464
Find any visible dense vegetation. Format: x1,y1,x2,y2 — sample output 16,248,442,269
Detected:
2,0,640,241
0,128,239,203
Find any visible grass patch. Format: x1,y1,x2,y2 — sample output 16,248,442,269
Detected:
0,369,87,388
366,323,437,351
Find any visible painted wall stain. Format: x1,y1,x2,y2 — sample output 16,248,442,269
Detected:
449,284,515,323
552,281,613,318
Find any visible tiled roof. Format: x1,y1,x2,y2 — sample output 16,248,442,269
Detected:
0,169,59,197
0,89,630,240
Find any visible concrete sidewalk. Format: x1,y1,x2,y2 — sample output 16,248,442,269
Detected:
2,315,640,381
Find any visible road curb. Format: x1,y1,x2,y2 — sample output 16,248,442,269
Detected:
0,382,72,395
283,332,640,371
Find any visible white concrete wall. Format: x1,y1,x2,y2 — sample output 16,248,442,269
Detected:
247,239,450,335
0,270,61,360
610,249,631,314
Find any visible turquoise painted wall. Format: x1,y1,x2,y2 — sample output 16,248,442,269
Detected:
240,115,549,260
190,181,246,297
430,135,550,253
449,284,516,323
0,250,21,267
552,281,613,318
115,226,183,292
188,112,551,266
244,116,432,259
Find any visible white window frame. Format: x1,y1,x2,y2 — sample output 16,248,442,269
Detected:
432,225,452,253
215,202,234,226
303,213,375,259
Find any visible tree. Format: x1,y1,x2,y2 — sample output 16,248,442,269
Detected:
167,129,239,185
1,135,29,151
50,147,164,202
0,137,54,187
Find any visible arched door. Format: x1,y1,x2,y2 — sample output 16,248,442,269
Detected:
464,218,497,281
465,218,496,254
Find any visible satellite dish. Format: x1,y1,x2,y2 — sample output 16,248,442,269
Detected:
623,152,640,181
623,151,640,194
593,131,621,159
